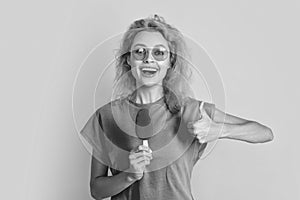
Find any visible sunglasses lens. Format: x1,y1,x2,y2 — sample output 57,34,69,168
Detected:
132,48,146,60
152,48,168,61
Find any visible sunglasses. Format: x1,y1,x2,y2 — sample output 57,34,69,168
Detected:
131,47,169,61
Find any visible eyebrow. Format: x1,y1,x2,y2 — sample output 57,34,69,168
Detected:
133,43,168,49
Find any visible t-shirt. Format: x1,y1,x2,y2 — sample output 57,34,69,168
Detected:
80,96,215,200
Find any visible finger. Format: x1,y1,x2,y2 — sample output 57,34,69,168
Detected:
134,155,151,163
131,156,151,167
137,158,150,165
130,149,135,153
187,120,204,129
133,151,153,160
198,135,207,143
199,101,205,114
135,150,152,157
199,101,210,118
198,101,204,120
199,139,206,143
187,127,204,136
137,159,151,168
138,145,152,153
129,152,151,160
196,130,207,138
190,123,209,133
199,136,206,143
136,153,153,161
134,159,151,171
135,151,152,158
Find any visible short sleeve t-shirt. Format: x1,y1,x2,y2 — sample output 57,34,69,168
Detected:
80,96,215,200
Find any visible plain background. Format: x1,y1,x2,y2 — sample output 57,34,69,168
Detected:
1,0,299,199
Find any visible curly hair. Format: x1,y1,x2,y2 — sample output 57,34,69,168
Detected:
113,14,192,114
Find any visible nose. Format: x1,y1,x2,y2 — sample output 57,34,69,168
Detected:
143,50,155,63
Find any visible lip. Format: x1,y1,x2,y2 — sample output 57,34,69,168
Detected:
139,65,159,78
139,65,159,71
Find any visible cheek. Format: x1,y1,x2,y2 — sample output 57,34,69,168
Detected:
129,61,142,79
129,56,144,71
159,68,169,80
163,57,171,68
158,60,171,74
130,66,138,80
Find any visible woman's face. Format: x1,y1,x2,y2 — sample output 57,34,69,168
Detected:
128,31,171,87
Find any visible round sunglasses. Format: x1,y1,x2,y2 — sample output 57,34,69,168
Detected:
131,47,169,61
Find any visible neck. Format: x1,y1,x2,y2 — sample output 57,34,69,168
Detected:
133,84,164,104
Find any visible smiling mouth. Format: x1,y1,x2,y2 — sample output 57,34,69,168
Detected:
140,67,158,76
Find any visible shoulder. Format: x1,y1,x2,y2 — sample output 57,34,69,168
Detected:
181,96,216,119
181,96,199,107
94,96,129,115
181,96,215,110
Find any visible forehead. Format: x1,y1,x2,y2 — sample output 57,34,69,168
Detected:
131,31,169,48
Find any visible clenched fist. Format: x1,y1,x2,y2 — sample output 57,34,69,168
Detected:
126,145,153,181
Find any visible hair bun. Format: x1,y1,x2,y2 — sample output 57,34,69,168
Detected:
150,14,165,23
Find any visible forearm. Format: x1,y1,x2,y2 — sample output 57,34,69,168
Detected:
219,121,274,143
91,171,136,199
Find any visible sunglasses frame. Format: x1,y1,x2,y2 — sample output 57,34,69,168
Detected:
130,47,169,61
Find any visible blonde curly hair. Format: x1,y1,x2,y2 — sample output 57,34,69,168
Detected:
113,14,192,113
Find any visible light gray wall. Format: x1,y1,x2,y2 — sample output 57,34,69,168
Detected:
1,0,299,199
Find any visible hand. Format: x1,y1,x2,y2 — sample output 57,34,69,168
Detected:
127,145,153,181
187,103,222,143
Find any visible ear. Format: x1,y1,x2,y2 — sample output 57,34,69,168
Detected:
126,55,131,68
126,56,130,65
170,52,176,67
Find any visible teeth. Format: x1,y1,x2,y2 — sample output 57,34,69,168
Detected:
141,67,158,72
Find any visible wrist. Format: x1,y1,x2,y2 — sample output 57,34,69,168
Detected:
123,171,137,183
218,122,230,139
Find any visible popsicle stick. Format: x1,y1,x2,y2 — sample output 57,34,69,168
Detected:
143,140,148,147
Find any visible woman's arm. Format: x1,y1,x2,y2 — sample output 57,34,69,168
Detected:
188,105,274,144
213,107,274,143
89,151,136,199
90,146,152,199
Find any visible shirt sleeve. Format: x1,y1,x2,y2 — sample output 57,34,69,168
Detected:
80,110,110,166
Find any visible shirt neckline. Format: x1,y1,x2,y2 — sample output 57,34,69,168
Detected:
127,95,165,108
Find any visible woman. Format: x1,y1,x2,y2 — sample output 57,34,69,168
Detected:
80,14,274,200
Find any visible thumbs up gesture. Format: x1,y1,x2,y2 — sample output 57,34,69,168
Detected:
187,102,221,143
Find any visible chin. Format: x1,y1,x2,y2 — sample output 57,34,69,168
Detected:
140,82,158,88
138,81,162,88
